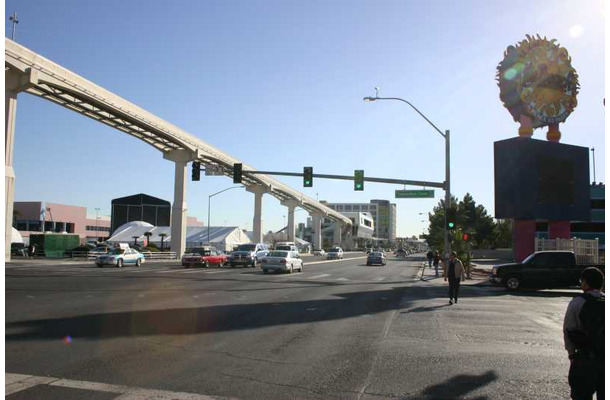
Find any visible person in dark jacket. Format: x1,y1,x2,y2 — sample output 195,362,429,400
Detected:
563,267,604,400
443,251,465,305
433,251,441,278
426,250,433,269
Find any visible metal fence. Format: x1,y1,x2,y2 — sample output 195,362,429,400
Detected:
534,237,599,264
68,251,178,260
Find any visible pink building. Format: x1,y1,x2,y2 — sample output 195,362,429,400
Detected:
13,201,111,244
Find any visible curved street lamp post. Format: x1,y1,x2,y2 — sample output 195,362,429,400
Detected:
208,186,244,246
363,95,451,259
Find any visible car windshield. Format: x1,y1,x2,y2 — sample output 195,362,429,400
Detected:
522,253,536,264
267,251,289,258
237,244,257,251
109,249,124,255
275,246,290,250
330,248,341,252
370,252,383,257
186,248,210,255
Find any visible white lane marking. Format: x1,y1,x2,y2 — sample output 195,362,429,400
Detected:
205,270,231,274
374,277,386,281
5,373,228,399
307,274,331,280
155,269,184,273
336,277,349,281
305,256,367,265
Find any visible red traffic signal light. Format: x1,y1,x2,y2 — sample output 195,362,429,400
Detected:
462,233,469,241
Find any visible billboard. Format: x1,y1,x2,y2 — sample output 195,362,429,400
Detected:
494,137,590,221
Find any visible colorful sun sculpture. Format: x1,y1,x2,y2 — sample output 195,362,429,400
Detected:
497,34,579,142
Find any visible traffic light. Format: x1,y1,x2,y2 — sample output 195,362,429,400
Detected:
192,161,200,181
462,233,469,241
303,167,313,187
446,208,456,230
354,170,364,191
233,163,242,184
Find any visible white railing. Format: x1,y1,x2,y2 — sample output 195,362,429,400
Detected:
534,237,599,264
68,251,178,260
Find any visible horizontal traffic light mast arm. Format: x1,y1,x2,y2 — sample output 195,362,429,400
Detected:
247,170,445,189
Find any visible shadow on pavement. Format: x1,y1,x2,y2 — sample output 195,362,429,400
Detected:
6,280,577,342
416,370,498,400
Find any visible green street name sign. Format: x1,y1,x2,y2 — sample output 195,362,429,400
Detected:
395,190,435,199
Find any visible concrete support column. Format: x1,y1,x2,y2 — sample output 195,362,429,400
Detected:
5,89,18,262
281,199,300,242
247,185,268,243
310,212,325,250
548,221,571,239
333,222,342,246
513,219,536,263
164,149,197,259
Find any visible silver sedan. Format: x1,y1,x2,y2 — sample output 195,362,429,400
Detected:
261,251,303,274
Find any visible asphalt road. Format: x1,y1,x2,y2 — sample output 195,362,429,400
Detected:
5,254,578,399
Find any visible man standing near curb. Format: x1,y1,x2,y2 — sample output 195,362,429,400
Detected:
426,250,433,269
444,251,465,305
563,267,604,400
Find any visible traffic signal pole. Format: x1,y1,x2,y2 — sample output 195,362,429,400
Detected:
444,130,451,260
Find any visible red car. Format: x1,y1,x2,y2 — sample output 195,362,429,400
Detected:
181,247,228,268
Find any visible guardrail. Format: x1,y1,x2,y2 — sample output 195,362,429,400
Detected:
67,251,178,260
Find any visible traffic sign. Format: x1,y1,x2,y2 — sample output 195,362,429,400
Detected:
204,164,224,176
395,190,434,198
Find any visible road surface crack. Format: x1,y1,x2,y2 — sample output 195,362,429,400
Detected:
208,350,303,366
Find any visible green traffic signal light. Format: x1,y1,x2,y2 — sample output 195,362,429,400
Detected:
303,167,313,187
354,170,364,191
448,222,455,229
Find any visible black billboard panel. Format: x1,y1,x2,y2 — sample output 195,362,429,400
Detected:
494,137,590,221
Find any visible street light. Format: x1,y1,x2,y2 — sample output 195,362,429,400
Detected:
364,93,451,259
208,186,244,246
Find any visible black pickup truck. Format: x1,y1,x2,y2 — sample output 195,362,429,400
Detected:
491,251,604,290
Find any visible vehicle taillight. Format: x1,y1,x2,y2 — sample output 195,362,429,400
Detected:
280,259,287,264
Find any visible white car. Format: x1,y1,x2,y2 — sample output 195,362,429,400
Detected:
313,249,326,256
261,251,303,274
327,247,344,260
96,248,145,268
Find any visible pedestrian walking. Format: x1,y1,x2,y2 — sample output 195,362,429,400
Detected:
433,251,441,278
563,267,605,400
28,244,35,258
426,250,433,269
443,251,465,305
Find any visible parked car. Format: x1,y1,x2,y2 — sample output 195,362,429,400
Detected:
96,247,145,268
313,249,326,256
229,243,269,268
64,244,95,257
491,251,604,290
367,251,387,266
91,244,113,254
327,247,344,260
130,244,153,257
395,248,407,257
261,251,303,274
182,246,228,268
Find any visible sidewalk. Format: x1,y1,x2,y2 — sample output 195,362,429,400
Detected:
417,259,499,286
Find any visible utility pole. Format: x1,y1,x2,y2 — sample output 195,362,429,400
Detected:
9,12,19,41
591,147,596,184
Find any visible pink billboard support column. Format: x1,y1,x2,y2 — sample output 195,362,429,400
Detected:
513,219,536,262
548,221,571,239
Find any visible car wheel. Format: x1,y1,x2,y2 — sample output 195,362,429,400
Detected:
263,269,268,274
230,263,235,268
116,259,123,268
289,264,294,274
136,258,142,267
504,276,521,290
203,261,209,269
96,263,103,268
366,262,371,266
252,260,258,268
219,261,225,268
300,262,304,272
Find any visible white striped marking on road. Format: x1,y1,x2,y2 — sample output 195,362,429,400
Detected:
307,274,331,280
155,269,183,273
374,277,386,281
336,277,349,281
5,373,225,399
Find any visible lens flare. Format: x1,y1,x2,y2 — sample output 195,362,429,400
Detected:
63,335,72,344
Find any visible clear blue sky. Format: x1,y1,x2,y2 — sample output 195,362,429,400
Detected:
5,0,606,237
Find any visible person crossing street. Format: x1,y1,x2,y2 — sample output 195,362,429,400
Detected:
444,251,465,305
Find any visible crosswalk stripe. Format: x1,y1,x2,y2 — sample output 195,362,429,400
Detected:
307,273,331,280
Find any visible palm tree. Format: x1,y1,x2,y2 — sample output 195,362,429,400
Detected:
144,232,152,247
159,233,167,251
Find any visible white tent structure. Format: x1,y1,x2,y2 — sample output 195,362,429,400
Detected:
107,221,252,252
11,227,23,244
